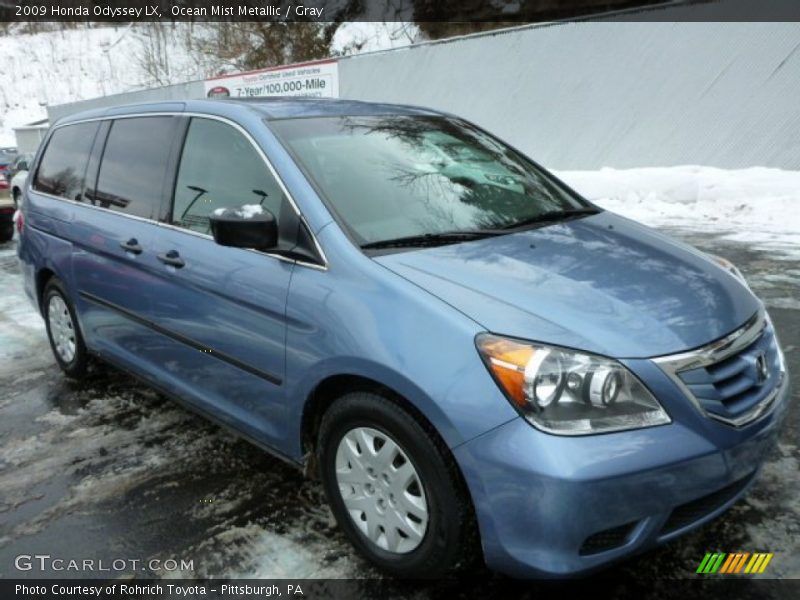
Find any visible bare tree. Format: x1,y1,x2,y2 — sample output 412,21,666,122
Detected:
187,22,341,77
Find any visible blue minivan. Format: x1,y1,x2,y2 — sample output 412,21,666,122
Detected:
16,98,790,578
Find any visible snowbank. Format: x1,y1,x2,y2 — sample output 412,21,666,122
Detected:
557,166,800,256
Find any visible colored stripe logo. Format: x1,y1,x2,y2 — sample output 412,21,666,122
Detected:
696,552,773,574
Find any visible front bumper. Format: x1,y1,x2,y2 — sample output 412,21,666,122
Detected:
454,374,790,578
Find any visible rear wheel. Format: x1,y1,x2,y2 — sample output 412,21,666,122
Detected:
43,278,88,379
318,391,479,577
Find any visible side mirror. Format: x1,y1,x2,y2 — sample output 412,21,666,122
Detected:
209,205,278,250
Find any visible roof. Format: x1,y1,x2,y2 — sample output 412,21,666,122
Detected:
55,97,447,126
216,97,444,120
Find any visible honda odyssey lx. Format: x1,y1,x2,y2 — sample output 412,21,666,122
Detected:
16,98,790,578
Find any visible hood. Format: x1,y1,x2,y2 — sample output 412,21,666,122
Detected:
375,212,760,358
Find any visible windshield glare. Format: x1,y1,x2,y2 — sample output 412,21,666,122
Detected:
272,115,590,246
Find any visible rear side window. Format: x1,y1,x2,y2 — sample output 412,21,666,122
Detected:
171,118,285,234
33,122,99,201
94,117,178,220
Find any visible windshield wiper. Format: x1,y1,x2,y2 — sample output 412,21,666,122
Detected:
361,230,501,250
501,207,600,230
360,208,599,250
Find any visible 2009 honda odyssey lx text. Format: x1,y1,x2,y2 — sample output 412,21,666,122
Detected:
16,98,790,578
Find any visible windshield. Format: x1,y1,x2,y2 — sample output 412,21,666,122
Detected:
271,116,592,246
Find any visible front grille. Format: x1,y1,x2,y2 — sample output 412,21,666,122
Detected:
660,474,753,536
675,321,781,423
579,521,638,555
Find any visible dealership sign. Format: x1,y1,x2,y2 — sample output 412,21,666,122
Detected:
204,59,339,99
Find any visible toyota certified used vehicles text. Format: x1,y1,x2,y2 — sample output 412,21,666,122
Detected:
16,99,789,578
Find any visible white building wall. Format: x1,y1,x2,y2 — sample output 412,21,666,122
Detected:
48,21,800,170
339,22,800,169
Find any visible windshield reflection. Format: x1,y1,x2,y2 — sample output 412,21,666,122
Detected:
273,115,589,245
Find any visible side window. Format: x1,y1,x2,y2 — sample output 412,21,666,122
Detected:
33,122,99,201
93,117,178,220
172,118,285,234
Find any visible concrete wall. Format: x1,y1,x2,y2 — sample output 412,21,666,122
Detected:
339,22,800,170
47,80,204,122
48,21,800,170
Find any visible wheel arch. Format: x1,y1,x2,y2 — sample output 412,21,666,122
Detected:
300,369,461,475
35,267,57,314
301,371,485,570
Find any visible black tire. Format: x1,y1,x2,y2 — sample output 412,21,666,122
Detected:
318,391,479,577
43,278,89,379
12,187,20,207
0,224,12,243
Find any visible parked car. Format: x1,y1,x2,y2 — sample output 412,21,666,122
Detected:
6,152,33,184
16,99,790,578
10,168,28,207
0,150,15,181
0,192,14,242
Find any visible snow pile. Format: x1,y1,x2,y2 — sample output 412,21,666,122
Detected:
211,205,267,219
234,204,266,219
557,166,800,255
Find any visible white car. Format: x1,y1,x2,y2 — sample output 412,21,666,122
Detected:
10,168,27,207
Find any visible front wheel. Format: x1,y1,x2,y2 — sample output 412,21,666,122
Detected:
318,391,479,577
43,278,89,379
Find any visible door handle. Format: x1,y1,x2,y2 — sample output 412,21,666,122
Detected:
120,238,143,255
157,249,185,268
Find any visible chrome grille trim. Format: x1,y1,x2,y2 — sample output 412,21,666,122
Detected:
653,308,786,427
654,310,766,372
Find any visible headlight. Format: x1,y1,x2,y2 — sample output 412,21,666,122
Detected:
476,334,671,435
708,254,751,289
765,312,787,375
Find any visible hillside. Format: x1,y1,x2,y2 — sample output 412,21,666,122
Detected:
0,23,416,146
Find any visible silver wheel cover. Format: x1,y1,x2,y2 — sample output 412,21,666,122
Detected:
335,426,429,554
48,294,76,363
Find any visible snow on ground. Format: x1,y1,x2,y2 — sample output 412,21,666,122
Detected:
557,166,800,259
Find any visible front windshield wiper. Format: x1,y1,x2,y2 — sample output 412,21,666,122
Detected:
360,208,599,250
361,230,502,250
501,207,600,230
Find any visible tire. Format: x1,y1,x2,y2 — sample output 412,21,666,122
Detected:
43,278,89,379
318,391,479,577
0,224,12,243
12,187,20,207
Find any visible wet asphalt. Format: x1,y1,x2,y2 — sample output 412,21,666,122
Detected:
0,227,797,595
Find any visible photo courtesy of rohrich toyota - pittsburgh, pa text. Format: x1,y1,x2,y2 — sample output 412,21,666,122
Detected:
0,1,799,599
